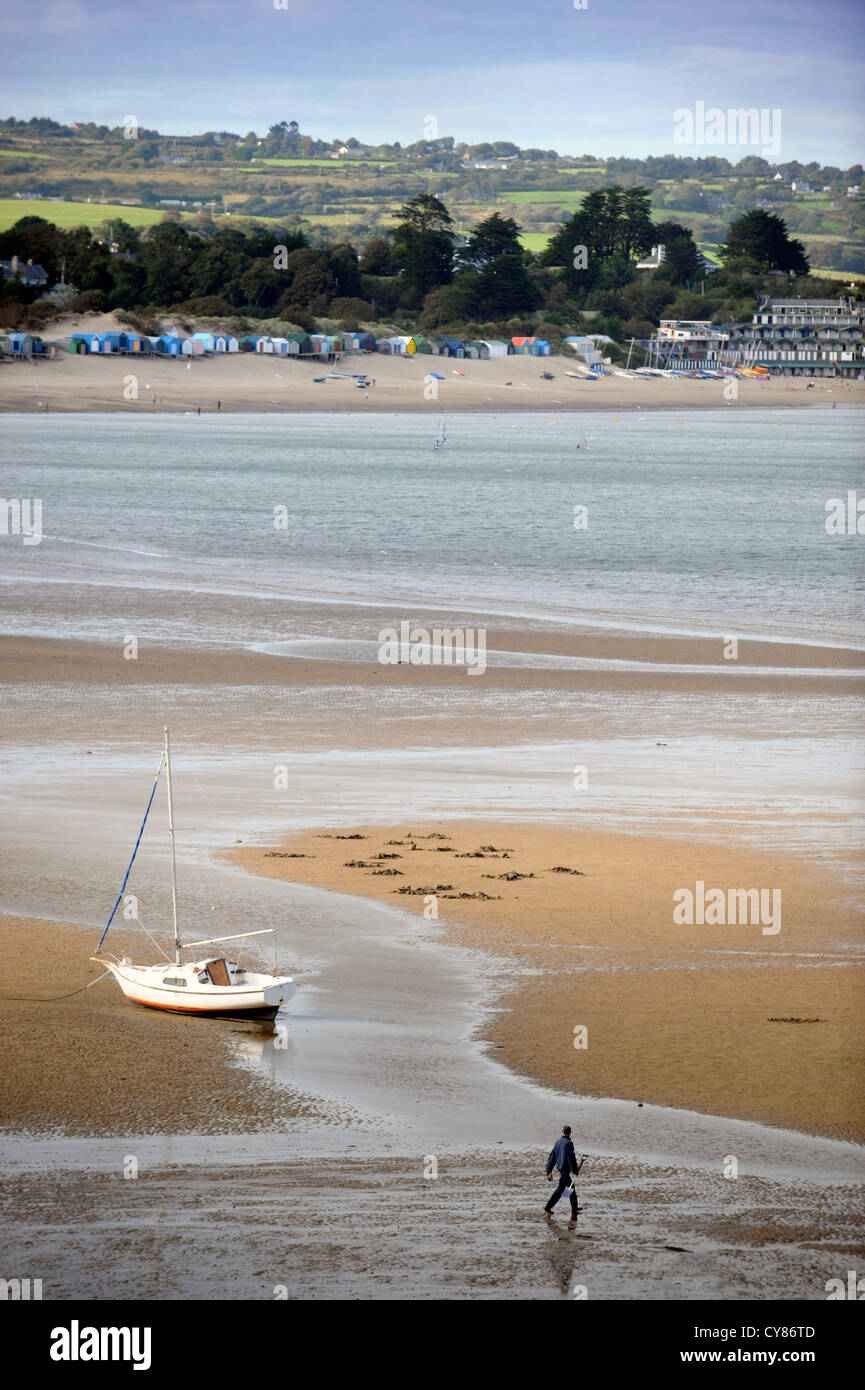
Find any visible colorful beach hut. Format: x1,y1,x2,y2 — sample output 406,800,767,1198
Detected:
283,332,312,356
152,335,184,356
465,341,490,359
67,334,97,354
4,332,34,356
433,336,467,358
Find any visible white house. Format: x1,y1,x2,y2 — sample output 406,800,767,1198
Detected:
636,244,666,271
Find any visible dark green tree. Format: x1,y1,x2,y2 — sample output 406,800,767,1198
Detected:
390,194,455,301
722,210,809,274
651,221,703,286
448,213,537,317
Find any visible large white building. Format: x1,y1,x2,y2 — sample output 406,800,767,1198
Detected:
729,297,865,377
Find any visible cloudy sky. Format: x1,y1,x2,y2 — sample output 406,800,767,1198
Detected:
1,0,862,165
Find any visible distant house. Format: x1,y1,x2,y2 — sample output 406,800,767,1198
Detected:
181,337,206,355
1,256,49,287
352,330,377,352
529,338,551,356
192,332,216,352
465,341,489,359
636,244,666,271
508,337,534,354
411,335,433,354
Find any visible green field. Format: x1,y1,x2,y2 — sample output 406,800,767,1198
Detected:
0,146,53,161
812,265,865,281
260,157,398,168
503,190,585,206
518,231,552,251
0,198,181,230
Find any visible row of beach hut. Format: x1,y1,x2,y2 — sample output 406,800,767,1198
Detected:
1,329,554,362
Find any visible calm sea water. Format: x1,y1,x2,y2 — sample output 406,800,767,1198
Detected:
1,409,862,647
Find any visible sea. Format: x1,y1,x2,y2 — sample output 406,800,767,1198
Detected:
1,408,862,649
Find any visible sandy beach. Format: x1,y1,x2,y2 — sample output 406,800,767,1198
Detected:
1,336,861,414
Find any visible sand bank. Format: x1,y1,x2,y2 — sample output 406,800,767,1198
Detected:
232,822,865,1142
2,633,862,703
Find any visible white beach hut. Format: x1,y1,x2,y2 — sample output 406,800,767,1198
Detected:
480,339,509,357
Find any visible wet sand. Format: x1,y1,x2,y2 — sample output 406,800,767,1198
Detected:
1,346,860,413
1,558,862,1298
2,1148,862,1300
232,822,865,1142
0,915,326,1135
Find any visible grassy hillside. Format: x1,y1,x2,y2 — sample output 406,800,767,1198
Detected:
0,126,862,273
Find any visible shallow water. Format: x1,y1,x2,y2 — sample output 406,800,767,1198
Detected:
2,409,863,646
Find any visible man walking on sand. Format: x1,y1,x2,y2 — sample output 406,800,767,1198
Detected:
544,1124,582,1219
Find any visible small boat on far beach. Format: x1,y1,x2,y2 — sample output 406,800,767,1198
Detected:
92,729,295,1020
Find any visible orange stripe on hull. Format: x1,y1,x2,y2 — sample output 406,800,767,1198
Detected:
123,993,274,1015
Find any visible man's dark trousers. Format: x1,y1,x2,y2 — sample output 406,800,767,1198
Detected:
545,1175,579,1216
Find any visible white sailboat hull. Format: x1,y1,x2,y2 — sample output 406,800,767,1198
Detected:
99,959,296,1020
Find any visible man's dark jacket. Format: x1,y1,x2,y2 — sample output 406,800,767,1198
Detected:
547,1136,578,1181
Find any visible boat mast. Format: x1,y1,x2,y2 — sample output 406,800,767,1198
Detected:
164,726,181,964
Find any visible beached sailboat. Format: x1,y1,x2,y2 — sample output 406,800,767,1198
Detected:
91,729,296,1020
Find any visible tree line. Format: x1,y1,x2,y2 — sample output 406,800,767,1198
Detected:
0,188,831,347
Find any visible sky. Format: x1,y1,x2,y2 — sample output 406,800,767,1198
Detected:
1,0,863,166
